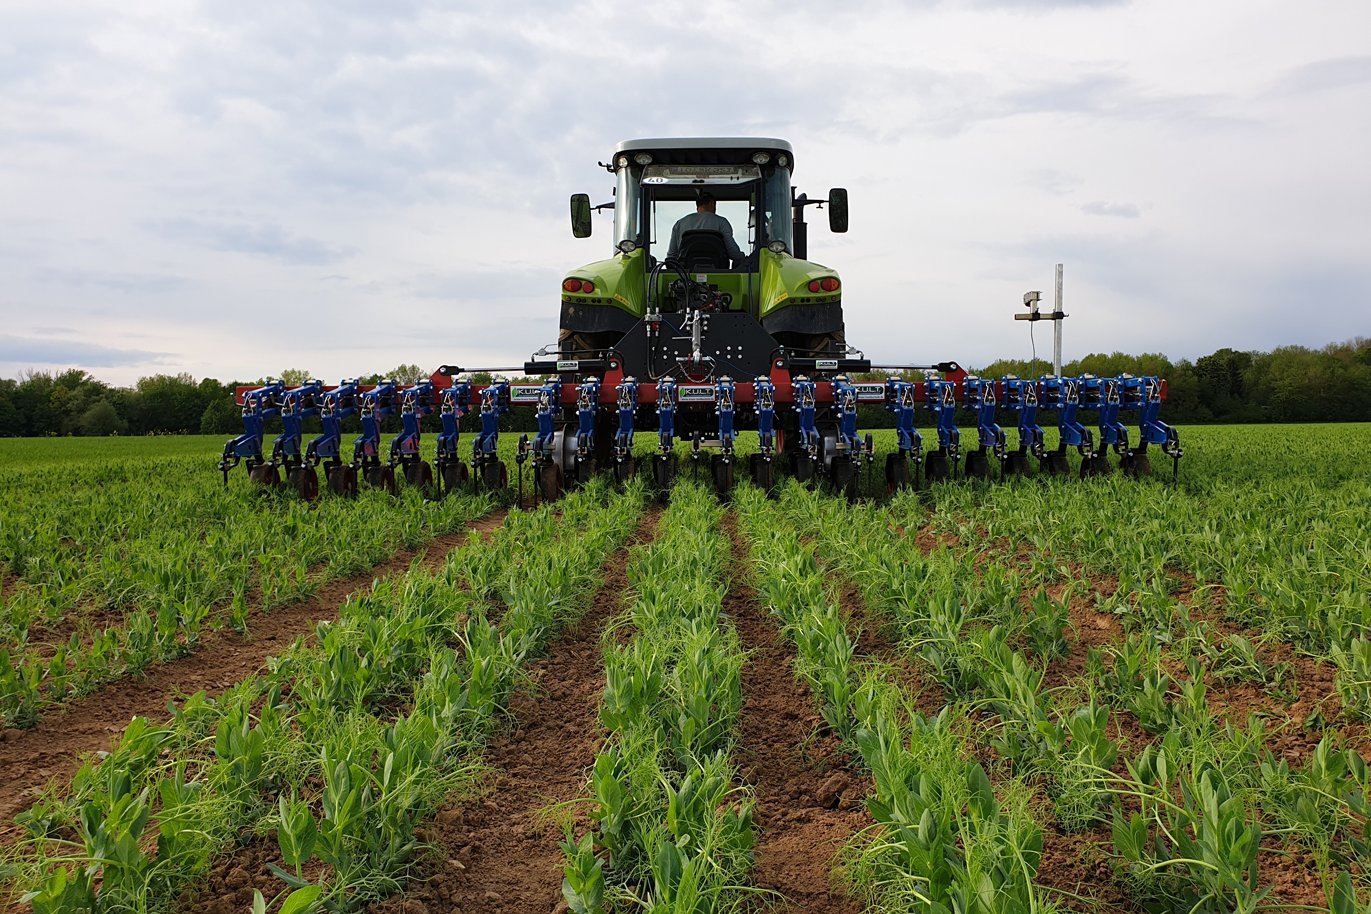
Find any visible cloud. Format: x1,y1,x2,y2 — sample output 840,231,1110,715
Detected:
151,217,354,265
1275,56,1371,94
0,336,171,368
1081,201,1140,218
33,268,187,293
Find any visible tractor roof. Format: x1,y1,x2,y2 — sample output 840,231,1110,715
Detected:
614,137,795,172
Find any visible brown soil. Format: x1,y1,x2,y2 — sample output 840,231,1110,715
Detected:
725,515,866,914
0,510,507,843
1035,820,1136,913
362,509,659,914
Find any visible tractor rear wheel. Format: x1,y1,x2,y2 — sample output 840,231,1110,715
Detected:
924,451,951,483
440,462,469,494
885,453,911,494
287,465,319,501
711,454,734,495
964,451,991,480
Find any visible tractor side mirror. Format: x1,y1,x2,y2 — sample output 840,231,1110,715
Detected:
570,193,593,238
827,188,849,233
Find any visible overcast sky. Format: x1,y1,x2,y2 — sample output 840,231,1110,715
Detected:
2,0,1368,385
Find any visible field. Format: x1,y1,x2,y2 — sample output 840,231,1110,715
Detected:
1,425,1369,914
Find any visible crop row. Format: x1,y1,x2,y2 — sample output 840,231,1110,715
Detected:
561,482,755,913
776,482,1371,911
6,476,644,914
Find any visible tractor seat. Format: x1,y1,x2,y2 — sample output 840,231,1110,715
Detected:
676,230,731,271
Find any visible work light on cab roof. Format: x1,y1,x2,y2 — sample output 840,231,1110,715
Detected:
218,137,1182,503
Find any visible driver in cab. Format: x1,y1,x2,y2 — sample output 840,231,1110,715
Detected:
666,190,745,265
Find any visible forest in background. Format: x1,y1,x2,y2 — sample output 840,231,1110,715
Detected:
0,338,1367,437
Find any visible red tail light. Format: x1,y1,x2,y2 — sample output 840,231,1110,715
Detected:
807,280,822,293
581,280,595,293
820,277,840,292
563,278,583,293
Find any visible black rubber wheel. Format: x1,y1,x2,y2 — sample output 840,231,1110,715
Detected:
965,450,991,480
613,456,636,486
366,465,398,495
885,453,911,494
793,452,816,485
327,465,359,497
829,456,859,502
539,462,564,502
711,454,734,495
1003,451,1030,477
925,450,951,482
750,454,775,490
575,455,597,487
479,460,507,490
440,462,469,494
652,454,677,496
1080,454,1111,478
248,463,280,490
1122,451,1152,478
287,465,319,501
1042,451,1070,476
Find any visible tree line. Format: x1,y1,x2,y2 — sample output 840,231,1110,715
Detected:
0,340,1367,437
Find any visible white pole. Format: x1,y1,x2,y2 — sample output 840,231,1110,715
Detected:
1053,263,1064,378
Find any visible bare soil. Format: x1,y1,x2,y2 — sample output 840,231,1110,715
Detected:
0,510,507,842
725,515,867,914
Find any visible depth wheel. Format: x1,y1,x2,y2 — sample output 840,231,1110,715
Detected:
479,460,508,490
1080,454,1111,478
793,452,817,485
750,454,775,490
1042,451,1070,476
711,454,734,495
575,456,597,487
405,460,435,494
1122,451,1151,478
366,465,399,495
1003,452,1030,477
440,462,469,495
964,450,991,480
652,454,677,497
885,452,911,494
830,456,859,502
538,462,564,502
924,450,950,483
327,465,358,497
613,456,636,486
287,465,319,501
248,463,280,491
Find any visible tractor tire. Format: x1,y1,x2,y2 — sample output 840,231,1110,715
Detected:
287,465,319,501
1003,452,1030,477
248,464,280,491
539,462,564,502
440,462,469,495
924,450,951,483
964,451,991,480
328,465,359,497
711,454,734,495
885,452,911,494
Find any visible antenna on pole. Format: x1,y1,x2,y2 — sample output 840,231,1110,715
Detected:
1015,263,1068,377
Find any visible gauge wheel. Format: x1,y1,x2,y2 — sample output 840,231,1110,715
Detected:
924,450,950,482
1042,451,1070,476
1122,451,1151,478
440,462,469,495
750,453,775,490
575,455,598,487
248,463,280,490
793,451,816,485
366,465,398,494
328,465,359,497
1003,452,1030,477
711,454,734,495
652,454,677,496
1080,454,1111,478
287,465,319,501
539,462,564,502
480,460,507,490
885,452,911,494
964,450,990,480
613,456,636,486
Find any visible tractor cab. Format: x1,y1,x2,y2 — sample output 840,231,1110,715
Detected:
563,138,849,369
